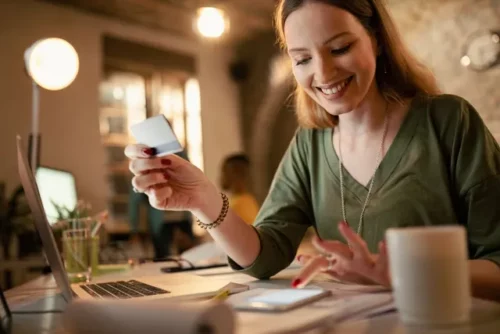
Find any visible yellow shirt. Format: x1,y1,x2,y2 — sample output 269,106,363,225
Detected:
229,193,260,225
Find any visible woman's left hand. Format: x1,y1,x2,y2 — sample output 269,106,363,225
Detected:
292,221,391,288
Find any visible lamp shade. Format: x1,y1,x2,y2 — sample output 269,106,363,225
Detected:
24,38,79,91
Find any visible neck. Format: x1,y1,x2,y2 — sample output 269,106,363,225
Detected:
337,85,387,136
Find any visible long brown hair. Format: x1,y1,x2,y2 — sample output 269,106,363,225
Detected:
275,0,440,128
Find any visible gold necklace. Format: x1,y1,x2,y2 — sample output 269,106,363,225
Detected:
337,104,389,235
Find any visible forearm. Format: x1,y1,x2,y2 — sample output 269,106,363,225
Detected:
469,259,500,302
192,193,261,267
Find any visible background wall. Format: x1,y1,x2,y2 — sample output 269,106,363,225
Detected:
390,0,500,136
0,0,242,213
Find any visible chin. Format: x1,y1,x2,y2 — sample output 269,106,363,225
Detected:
322,103,354,116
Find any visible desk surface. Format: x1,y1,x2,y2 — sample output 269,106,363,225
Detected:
5,263,500,334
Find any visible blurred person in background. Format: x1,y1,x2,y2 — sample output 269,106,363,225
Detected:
220,154,259,225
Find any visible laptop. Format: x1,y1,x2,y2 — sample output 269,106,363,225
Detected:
16,136,231,302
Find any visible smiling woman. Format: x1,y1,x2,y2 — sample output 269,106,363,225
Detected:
124,0,500,303
275,0,440,128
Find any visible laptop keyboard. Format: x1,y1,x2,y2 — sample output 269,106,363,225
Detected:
80,280,170,299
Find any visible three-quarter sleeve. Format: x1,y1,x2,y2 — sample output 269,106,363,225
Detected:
228,129,315,278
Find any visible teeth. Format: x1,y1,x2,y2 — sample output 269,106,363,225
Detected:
319,78,349,95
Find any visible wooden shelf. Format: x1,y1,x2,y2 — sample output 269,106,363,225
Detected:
102,134,131,146
100,106,128,117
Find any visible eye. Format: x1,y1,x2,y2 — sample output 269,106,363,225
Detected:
295,58,311,66
331,44,352,56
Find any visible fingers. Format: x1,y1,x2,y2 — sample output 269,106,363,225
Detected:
312,236,353,261
338,221,373,263
291,255,331,289
377,241,388,269
124,144,157,159
296,254,313,266
129,157,172,176
375,241,391,287
132,171,169,192
146,186,173,209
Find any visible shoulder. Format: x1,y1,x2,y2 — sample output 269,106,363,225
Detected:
239,194,259,207
421,94,486,135
274,127,328,184
294,127,329,152
425,94,481,123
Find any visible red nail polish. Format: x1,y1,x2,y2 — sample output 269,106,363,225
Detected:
296,255,302,261
161,159,171,166
163,172,169,180
143,148,156,156
291,279,302,288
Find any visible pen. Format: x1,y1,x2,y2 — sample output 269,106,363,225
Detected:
210,289,230,302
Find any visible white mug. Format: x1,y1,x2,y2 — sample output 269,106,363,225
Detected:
386,226,471,326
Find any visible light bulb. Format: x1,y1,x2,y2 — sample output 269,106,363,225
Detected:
24,38,79,91
196,7,227,38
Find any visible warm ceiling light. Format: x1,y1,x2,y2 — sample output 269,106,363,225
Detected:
196,7,227,38
24,38,79,91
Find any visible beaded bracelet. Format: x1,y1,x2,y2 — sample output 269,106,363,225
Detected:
196,192,229,230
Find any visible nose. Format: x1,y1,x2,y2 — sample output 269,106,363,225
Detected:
314,53,337,84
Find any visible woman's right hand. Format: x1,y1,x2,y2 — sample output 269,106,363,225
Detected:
125,144,218,212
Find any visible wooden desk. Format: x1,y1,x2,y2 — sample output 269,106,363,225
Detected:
5,264,500,334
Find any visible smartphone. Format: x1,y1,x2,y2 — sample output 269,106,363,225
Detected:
130,114,183,157
233,288,331,312
160,263,228,273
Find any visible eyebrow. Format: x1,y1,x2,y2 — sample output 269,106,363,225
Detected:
288,32,351,53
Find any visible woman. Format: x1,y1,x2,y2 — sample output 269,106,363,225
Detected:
126,0,500,301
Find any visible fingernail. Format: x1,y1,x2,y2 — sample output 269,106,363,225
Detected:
143,148,156,156
296,255,302,262
163,172,169,180
339,221,348,228
291,279,302,288
161,159,171,166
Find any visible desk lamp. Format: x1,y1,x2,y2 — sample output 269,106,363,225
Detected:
24,38,79,172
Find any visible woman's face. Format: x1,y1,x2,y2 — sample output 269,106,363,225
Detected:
284,2,378,115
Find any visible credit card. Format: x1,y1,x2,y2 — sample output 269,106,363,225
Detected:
130,114,183,156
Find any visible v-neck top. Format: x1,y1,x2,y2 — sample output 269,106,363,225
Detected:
228,94,500,279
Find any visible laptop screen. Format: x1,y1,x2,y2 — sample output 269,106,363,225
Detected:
16,136,73,303
35,166,77,225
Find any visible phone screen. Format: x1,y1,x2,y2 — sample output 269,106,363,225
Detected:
247,289,326,306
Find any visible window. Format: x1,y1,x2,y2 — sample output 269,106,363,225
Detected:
99,69,202,230
184,78,203,170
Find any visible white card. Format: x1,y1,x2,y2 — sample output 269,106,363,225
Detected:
129,115,183,157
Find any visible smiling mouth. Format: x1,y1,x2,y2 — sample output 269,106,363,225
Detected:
315,76,354,96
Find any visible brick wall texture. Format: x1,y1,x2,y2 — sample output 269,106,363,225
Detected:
389,0,500,138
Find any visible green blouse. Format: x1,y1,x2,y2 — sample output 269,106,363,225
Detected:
229,94,500,279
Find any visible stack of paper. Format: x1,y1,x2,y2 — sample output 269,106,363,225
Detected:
227,286,394,334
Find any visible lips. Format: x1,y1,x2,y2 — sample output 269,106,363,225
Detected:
316,76,354,98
